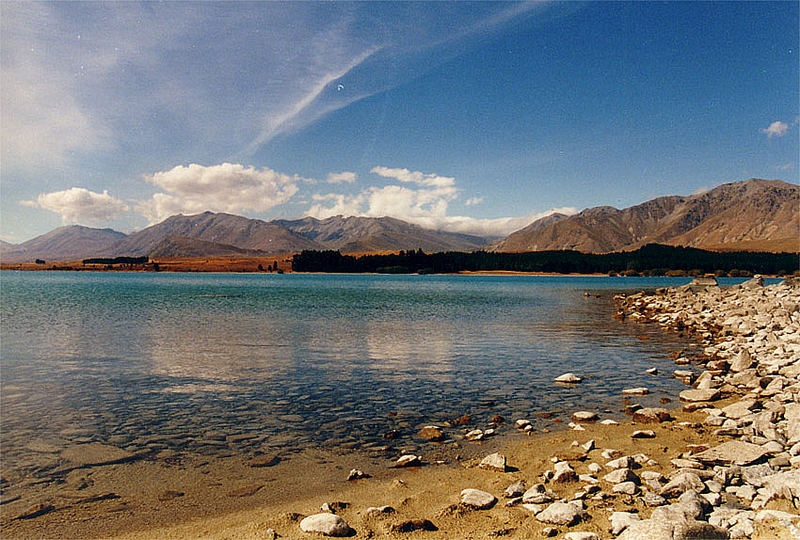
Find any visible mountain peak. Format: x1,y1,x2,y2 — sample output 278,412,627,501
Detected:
493,178,798,253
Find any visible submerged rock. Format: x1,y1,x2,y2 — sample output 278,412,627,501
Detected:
555,373,583,384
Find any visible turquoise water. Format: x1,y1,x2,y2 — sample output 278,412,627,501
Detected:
0,272,755,478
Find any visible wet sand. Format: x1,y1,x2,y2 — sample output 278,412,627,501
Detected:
2,406,727,539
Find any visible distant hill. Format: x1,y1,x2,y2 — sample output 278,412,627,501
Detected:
493,179,799,253
0,225,127,263
109,212,325,257
147,236,275,258
275,215,488,253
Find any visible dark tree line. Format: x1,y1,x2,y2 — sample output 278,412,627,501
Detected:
292,244,799,275
82,256,149,265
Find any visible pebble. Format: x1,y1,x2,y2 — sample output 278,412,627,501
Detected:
612,481,638,494
364,505,394,516
460,488,497,509
394,454,421,468
391,519,437,532
464,429,484,441
564,533,599,540
479,452,507,472
347,469,369,481
299,513,354,537
417,426,444,441
632,407,671,423
631,430,655,438
535,501,583,525
554,373,583,384
552,461,577,483
504,480,526,498
622,387,649,395
571,411,598,422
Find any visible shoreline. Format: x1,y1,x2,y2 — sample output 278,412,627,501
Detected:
2,277,798,538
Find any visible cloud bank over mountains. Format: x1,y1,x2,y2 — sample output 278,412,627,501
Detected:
22,163,575,237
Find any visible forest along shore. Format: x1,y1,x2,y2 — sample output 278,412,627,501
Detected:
3,277,800,539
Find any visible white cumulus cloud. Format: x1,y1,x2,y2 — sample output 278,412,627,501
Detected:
326,171,357,184
370,166,456,188
307,165,578,237
761,121,789,138
136,163,304,223
21,187,129,224
465,197,484,206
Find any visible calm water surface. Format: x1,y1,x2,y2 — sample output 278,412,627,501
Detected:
1,272,733,478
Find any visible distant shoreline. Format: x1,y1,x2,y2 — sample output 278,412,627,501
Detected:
0,265,787,280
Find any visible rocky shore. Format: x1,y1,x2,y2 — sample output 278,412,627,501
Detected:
608,276,800,538
4,276,799,539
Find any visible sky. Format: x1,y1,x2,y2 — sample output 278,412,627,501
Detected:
1,1,798,243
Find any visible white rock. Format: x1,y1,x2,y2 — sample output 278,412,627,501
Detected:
610,511,642,535
299,513,354,536
606,456,633,469
479,452,507,472
464,429,484,441
555,373,583,384
572,411,599,422
622,387,650,395
613,481,639,494
553,461,577,483
504,480,526,498
535,501,583,525
394,454,421,467
564,533,599,540
604,468,637,484
460,488,496,509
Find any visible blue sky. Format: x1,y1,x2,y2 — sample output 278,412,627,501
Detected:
1,1,797,243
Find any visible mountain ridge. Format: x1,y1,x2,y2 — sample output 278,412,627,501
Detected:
2,178,797,263
492,179,799,253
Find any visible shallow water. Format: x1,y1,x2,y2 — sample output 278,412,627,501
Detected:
0,272,760,480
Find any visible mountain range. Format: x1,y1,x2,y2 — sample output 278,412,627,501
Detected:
492,179,798,253
1,178,797,263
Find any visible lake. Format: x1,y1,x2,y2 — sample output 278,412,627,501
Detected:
1,272,735,480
